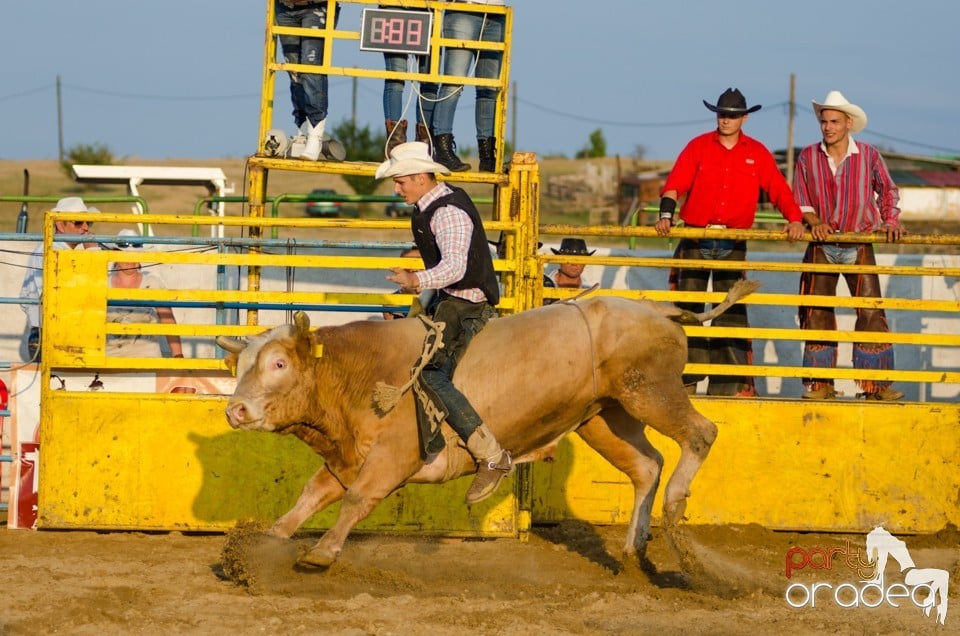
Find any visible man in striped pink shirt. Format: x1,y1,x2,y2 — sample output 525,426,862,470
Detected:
793,91,905,401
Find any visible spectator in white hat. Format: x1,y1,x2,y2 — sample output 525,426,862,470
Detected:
793,90,905,401
19,197,99,362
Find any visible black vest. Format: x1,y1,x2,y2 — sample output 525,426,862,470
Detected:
411,186,500,305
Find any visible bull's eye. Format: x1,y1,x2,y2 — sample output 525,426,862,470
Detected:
274,359,286,370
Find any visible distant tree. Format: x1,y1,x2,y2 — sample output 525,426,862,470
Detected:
60,142,114,179
575,129,606,159
332,120,387,197
632,144,647,161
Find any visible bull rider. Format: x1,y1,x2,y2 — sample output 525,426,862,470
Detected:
377,141,512,504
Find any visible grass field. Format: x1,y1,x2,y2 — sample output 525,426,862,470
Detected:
0,157,355,233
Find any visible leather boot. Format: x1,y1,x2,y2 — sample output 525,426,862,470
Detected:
415,123,433,154
299,118,326,161
464,423,512,504
478,136,496,172
433,133,470,172
385,119,407,157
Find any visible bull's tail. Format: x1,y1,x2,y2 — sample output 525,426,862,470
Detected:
662,279,762,325
695,279,761,323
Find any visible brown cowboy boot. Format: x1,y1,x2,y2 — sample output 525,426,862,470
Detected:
385,119,407,156
415,123,433,154
464,423,512,504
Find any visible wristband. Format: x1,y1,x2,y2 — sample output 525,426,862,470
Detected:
658,197,677,220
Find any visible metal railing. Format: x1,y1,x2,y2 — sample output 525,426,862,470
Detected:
539,224,960,399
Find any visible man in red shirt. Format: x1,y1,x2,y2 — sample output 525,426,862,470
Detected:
655,88,805,396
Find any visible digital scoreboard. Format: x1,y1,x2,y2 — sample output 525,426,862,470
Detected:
360,8,433,55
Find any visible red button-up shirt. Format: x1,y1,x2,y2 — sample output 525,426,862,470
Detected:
662,130,802,228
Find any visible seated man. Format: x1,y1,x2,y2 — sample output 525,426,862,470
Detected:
543,237,594,305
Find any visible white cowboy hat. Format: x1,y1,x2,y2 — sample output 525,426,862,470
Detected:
375,141,451,179
51,196,96,213
109,228,142,251
812,91,868,133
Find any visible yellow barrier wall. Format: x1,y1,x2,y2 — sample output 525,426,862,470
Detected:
38,392,959,535
38,392,517,536
532,399,960,533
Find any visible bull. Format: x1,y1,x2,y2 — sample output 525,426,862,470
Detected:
217,283,756,569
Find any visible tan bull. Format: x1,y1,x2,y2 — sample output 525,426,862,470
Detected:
218,283,756,570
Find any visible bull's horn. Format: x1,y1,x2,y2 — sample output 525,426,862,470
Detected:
215,336,246,354
294,310,311,334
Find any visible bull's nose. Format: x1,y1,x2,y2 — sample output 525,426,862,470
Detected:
225,402,248,428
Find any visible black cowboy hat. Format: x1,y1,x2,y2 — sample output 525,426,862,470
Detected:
703,88,761,115
551,237,595,256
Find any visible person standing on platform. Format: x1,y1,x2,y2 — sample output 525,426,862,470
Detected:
275,0,340,160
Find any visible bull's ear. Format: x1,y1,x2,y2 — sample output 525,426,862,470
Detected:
216,336,245,354
294,311,311,335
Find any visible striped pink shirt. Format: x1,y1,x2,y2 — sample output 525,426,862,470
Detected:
413,183,486,303
793,138,901,232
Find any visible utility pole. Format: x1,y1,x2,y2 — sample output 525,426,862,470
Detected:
510,80,517,153
57,74,64,162
351,73,357,127
786,73,796,187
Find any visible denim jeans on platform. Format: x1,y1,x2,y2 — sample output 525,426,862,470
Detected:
383,53,435,126
697,239,738,260
821,244,859,265
275,2,338,128
430,11,504,137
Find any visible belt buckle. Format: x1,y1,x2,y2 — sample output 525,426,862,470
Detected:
706,224,727,230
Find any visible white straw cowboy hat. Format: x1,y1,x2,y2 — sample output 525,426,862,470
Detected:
51,196,96,213
109,228,142,251
812,91,868,133
376,141,451,179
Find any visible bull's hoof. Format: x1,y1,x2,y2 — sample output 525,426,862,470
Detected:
297,546,338,569
663,500,687,527
266,525,293,540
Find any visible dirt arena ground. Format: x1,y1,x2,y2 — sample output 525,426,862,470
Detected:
1,521,956,635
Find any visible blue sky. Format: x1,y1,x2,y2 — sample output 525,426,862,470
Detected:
3,1,959,162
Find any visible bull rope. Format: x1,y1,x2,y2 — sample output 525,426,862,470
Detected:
562,285,600,398
372,314,445,414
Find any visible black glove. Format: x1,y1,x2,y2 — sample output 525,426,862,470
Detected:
658,197,677,221
27,327,40,362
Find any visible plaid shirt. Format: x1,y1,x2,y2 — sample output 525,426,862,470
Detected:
793,138,901,232
413,183,487,303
